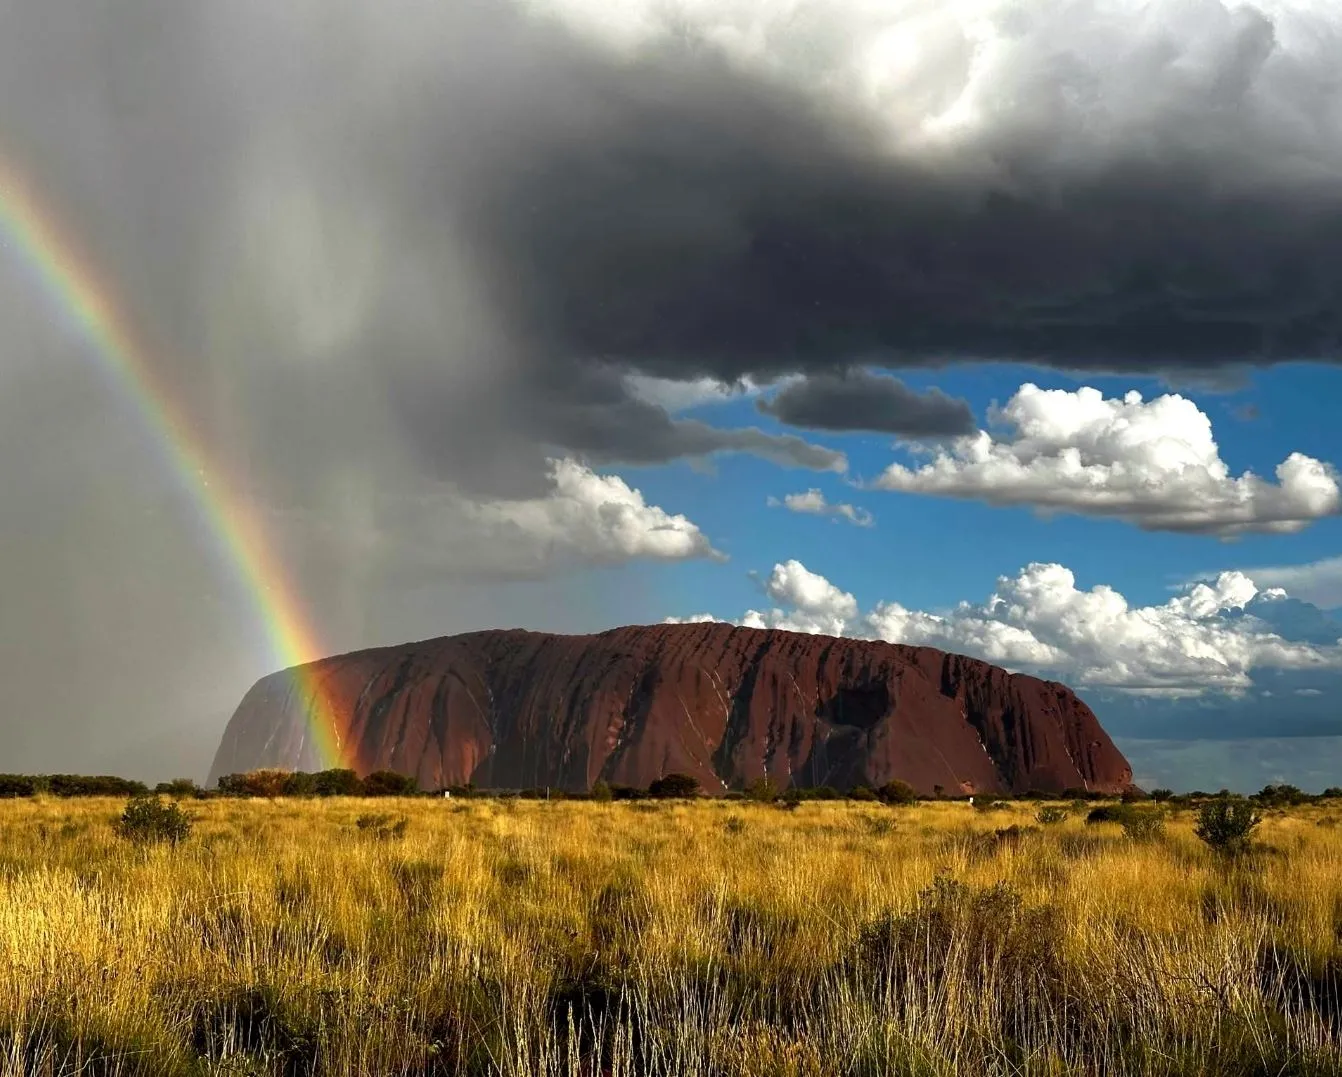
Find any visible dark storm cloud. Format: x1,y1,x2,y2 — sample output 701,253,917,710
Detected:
391,362,845,493
520,365,846,471
444,3,1342,383
757,371,975,437
7,0,1342,491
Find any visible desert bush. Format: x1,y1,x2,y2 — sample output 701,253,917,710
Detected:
1036,806,1069,825
854,874,1065,1005
590,780,613,802
517,787,566,800
216,769,290,797
993,824,1039,849
47,774,148,797
1086,804,1127,824
116,795,191,845
648,773,700,798
281,771,318,796
312,768,363,796
0,774,44,797
1196,797,1262,857
153,778,201,798
972,795,1005,813
355,813,408,839
1120,808,1166,842
1150,788,1174,801
849,785,877,801
862,814,896,836
362,770,418,797
743,777,778,802
1254,783,1311,808
876,779,918,805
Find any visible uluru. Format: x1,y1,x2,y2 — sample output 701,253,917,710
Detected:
209,623,1132,795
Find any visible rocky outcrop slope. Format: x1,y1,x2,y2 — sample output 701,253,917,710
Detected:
209,623,1132,794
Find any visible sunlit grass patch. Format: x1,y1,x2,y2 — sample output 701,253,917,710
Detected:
0,796,1339,1074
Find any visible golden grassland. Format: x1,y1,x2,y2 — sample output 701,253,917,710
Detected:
3,796,1342,1076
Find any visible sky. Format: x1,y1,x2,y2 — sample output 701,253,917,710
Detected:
4,0,1342,790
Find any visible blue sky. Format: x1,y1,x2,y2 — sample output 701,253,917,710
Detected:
605,362,1342,792
640,363,1342,619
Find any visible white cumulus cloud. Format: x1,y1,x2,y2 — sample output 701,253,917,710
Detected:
681,557,1342,695
1238,555,1342,608
767,488,873,527
740,559,860,637
464,458,723,567
873,384,1340,536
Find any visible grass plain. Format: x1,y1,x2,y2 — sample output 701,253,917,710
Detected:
2,795,1342,1076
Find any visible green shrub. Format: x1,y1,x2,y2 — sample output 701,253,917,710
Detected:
876,780,918,806
48,774,148,797
972,796,1005,813
1149,788,1174,801
281,771,318,796
1120,808,1166,842
1035,806,1069,825
743,777,778,802
216,769,290,797
648,773,700,799
312,769,363,796
590,780,613,802
153,778,201,798
0,774,45,798
1195,797,1261,857
849,785,877,802
1085,804,1126,824
362,770,418,797
116,795,191,845
1252,783,1310,807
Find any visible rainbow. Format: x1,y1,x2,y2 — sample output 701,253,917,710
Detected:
0,161,353,773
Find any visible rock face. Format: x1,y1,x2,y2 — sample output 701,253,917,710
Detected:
208,623,1133,795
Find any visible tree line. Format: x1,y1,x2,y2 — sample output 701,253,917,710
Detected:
0,769,1339,803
